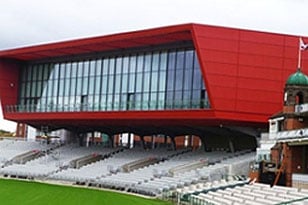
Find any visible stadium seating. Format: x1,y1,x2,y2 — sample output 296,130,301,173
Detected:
2,138,308,204
187,181,308,205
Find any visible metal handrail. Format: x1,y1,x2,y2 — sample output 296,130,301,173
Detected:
5,99,210,113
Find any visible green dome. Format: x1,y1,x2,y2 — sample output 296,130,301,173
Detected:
286,69,308,85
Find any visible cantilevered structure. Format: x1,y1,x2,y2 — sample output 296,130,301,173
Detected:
0,23,307,148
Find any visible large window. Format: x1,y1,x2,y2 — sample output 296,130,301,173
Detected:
17,48,210,112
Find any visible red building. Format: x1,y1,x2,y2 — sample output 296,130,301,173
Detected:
0,23,307,150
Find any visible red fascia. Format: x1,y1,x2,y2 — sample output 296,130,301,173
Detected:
0,24,195,61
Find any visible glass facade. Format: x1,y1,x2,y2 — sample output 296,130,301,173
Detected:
16,47,209,112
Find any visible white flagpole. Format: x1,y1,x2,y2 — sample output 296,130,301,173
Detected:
298,37,302,69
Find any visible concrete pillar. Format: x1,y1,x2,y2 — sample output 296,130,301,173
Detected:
140,136,146,149
228,137,235,153
151,135,156,149
91,132,95,146
200,136,208,152
108,134,114,148
170,136,176,151
190,135,194,148
78,133,84,147
128,133,131,148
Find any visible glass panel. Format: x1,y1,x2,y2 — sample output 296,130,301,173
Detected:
184,68,193,90
27,66,32,81
53,79,58,97
150,93,157,110
47,80,53,97
116,57,122,74
43,64,50,81
128,73,135,93
122,57,129,73
142,93,149,110
167,69,175,91
37,65,43,81
77,62,83,77
76,78,82,95
20,83,26,98
121,74,128,93
37,81,42,97
136,55,144,73
152,52,159,71
70,78,76,96
144,53,152,72
143,72,150,93
108,76,114,94
17,47,208,113
192,66,202,90
175,68,184,90
31,82,37,97
96,59,102,76
176,50,185,69
129,55,136,73
102,58,109,75
65,63,71,78
60,63,66,78
59,79,65,96
95,76,101,94
114,75,121,94
93,95,100,111
82,77,88,95
64,78,70,96
135,93,141,110
106,94,113,111
63,97,69,111
109,58,115,75
71,62,78,78
185,50,194,68
89,77,94,95
151,72,158,92
158,70,166,92
160,52,167,71
136,73,142,92
83,61,90,76
53,64,60,80
168,52,176,70
102,76,108,94
89,60,96,76
100,95,107,110
113,94,120,110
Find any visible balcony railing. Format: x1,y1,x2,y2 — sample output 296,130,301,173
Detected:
269,128,308,140
5,99,210,113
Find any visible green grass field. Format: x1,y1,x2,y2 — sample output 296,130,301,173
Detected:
0,178,172,205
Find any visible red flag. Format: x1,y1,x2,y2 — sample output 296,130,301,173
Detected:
300,38,308,51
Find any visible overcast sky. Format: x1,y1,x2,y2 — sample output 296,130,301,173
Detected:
0,0,308,131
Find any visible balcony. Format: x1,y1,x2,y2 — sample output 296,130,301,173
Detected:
5,99,210,113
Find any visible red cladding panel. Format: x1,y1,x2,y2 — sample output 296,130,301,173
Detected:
239,41,284,57
192,24,308,122
0,60,19,114
203,62,238,76
196,38,239,53
240,30,285,45
192,25,239,40
238,65,282,81
238,54,284,68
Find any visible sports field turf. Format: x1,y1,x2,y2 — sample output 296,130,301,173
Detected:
0,178,172,205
